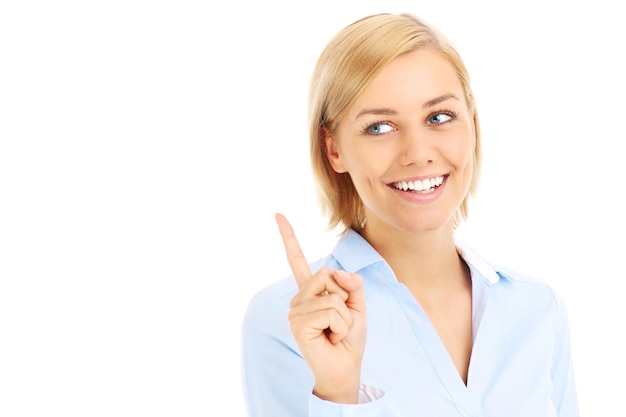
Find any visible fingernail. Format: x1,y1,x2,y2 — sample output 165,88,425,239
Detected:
336,270,351,279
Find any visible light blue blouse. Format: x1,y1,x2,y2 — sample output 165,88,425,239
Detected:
241,229,579,416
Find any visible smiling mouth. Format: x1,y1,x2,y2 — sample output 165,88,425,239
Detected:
390,175,445,194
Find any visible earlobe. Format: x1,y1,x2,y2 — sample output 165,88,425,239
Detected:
323,129,347,173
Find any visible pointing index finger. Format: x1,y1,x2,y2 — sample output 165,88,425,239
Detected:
275,213,311,288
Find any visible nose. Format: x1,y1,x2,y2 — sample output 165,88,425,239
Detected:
397,126,434,167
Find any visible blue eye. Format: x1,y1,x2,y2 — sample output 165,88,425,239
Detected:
367,122,394,135
426,112,454,125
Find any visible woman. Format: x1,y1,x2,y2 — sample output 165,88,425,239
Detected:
241,12,579,416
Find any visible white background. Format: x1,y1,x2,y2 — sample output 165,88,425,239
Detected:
1,1,624,416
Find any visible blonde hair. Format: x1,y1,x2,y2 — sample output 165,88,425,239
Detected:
309,13,481,233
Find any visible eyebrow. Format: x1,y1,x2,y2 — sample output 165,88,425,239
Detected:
354,94,461,121
423,94,460,109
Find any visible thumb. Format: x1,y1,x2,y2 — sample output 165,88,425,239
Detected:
332,270,366,314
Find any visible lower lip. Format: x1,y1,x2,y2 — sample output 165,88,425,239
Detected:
390,177,447,204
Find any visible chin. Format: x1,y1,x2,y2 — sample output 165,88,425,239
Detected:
399,214,455,234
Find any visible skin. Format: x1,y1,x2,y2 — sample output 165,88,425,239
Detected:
277,48,477,403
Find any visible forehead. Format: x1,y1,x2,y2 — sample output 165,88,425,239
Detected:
347,48,464,117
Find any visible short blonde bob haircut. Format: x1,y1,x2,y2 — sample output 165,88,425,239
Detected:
309,13,481,233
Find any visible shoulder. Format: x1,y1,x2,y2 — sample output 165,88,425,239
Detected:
493,264,552,287
245,254,340,311
242,276,295,337
492,264,559,296
241,254,339,337
489,263,570,318
491,266,575,353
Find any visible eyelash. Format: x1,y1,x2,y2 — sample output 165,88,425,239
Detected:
360,120,395,136
360,109,459,136
427,110,458,126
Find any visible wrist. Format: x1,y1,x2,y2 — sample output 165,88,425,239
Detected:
313,379,361,404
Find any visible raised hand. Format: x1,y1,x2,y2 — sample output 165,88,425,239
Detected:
275,213,367,404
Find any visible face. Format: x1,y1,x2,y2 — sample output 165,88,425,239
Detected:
325,48,475,236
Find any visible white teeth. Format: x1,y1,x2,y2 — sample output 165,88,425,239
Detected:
392,176,444,192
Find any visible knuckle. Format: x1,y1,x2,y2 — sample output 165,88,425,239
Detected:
325,308,341,322
315,266,332,276
327,292,344,305
289,290,304,308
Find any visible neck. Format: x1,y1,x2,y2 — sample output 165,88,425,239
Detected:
360,220,467,292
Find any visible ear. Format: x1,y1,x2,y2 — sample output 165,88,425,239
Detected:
470,119,476,150
323,128,347,173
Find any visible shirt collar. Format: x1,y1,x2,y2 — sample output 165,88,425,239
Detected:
331,229,384,273
454,239,501,284
331,229,503,285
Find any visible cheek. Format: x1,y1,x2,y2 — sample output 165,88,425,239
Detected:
455,140,476,186
443,127,475,166
459,141,475,168
341,143,393,178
